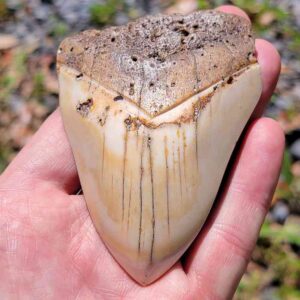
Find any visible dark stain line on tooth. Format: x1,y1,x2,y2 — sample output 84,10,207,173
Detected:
111,174,114,213
136,127,139,148
195,120,199,171
148,135,155,264
182,130,187,196
177,131,183,202
172,140,176,180
122,130,128,222
172,140,176,203
136,92,141,148
102,133,106,178
127,174,132,233
164,136,170,236
138,137,145,254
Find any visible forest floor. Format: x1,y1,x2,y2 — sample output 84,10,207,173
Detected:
0,0,299,298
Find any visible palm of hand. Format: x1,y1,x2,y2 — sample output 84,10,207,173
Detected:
1,183,197,299
0,6,284,300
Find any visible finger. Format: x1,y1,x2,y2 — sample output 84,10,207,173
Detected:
254,39,281,117
184,118,284,299
1,109,79,194
217,6,281,118
216,5,250,21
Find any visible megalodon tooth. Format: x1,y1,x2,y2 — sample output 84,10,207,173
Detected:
57,10,262,285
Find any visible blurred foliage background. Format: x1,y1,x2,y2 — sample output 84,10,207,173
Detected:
0,0,299,298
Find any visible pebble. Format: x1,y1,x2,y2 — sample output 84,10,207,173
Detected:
277,0,300,27
6,0,23,10
54,0,100,26
265,104,281,119
275,96,294,111
261,287,281,300
271,201,290,224
290,139,300,159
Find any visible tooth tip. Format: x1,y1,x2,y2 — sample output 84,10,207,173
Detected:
106,243,176,285
122,265,165,286
126,270,159,286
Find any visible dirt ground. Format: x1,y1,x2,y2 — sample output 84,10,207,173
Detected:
0,0,299,298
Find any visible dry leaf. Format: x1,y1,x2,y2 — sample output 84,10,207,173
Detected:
291,162,300,177
259,12,276,26
165,0,197,15
277,112,300,133
0,34,19,50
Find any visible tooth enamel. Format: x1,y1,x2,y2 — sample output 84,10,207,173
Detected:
58,10,262,285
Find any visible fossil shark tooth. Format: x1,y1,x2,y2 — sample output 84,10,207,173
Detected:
57,10,262,285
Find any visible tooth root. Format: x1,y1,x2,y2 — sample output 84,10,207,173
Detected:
59,63,262,285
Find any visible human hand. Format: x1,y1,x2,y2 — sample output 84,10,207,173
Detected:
0,6,284,300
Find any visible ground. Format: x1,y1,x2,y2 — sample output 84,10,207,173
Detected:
0,0,299,298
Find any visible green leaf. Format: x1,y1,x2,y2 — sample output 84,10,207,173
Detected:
89,0,123,25
51,21,69,37
197,0,210,9
32,72,45,101
260,221,300,246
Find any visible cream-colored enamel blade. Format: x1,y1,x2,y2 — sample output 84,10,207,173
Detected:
59,64,262,285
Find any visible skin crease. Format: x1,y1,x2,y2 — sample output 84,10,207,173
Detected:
0,5,284,300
